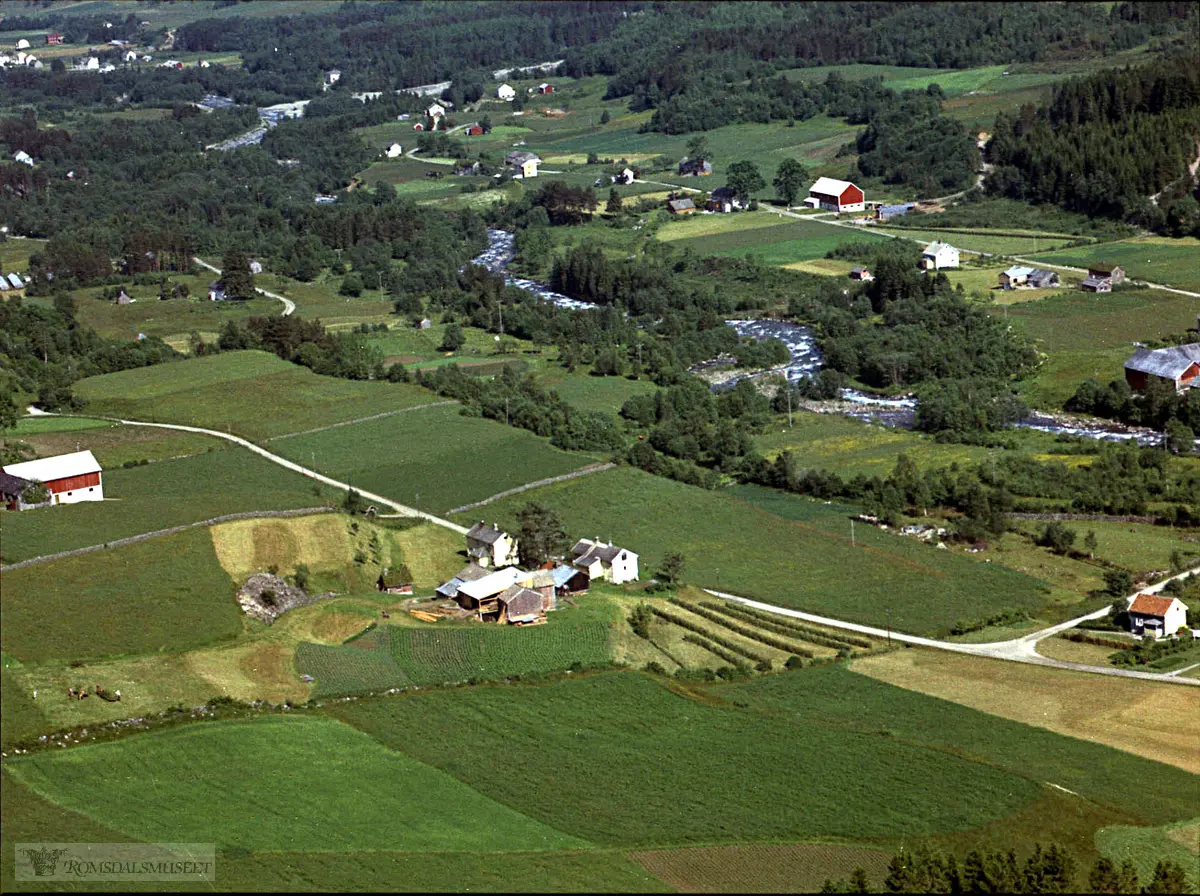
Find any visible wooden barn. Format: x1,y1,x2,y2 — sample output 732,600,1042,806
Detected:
1124,344,1200,393
804,177,865,213
3,450,104,506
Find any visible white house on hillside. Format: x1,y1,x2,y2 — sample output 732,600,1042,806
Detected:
571,538,639,584
497,83,515,101
1127,593,1189,639
427,102,446,119
13,150,33,166
3,450,104,506
386,142,403,158
466,522,520,568
921,241,960,270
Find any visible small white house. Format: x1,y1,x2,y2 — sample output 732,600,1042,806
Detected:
466,521,520,568
497,83,515,102
13,150,33,166
1128,593,1189,639
248,260,264,275
921,241,960,270
427,102,446,119
385,142,403,158
571,538,639,585
324,69,341,86
15,38,30,50
3,450,104,505
124,49,138,62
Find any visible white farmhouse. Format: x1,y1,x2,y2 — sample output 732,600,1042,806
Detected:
1127,593,1189,639
15,38,30,50
497,83,515,101
385,142,403,158
921,241,960,270
571,538,639,585
427,102,446,119
465,521,520,568
13,150,33,166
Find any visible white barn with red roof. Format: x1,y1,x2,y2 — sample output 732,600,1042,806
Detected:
3,450,104,505
805,177,865,213
1127,593,1188,639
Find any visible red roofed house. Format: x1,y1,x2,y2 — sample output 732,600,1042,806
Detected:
805,177,865,213
46,33,64,45
464,124,484,136
1127,593,1188,639
3,450,104,506
538,83,553,94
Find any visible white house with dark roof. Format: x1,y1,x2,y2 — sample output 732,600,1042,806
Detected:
1127,593,1188,639
3,450,103,505
465,521,520,568
497,83,515,101
571,538,639,584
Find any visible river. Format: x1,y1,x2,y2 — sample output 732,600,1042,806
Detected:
473,231,1180,447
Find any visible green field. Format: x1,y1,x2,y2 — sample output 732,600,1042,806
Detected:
73,351,437,440
11,416,221,468
273,403,599,514
297,602,617,695
1000,288,1200,353
0,447,336,563
6,716,587,852
1,527,241,663
537,367,659,414
0,237,45,274
1028,238,1200,293
874,226,1075,256
451,467,1053,636
670,216,890,265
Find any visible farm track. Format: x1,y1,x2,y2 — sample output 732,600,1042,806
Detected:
447,462,616,515
25,410,468,535
704,566,1200,685
265,401,458,441
192,256,297,315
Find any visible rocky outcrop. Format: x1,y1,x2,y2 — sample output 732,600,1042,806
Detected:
237,573,333,624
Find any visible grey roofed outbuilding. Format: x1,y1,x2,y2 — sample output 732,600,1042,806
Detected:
549,564,585,588
667,198,695,212
1080,276,1110,289
434,563,491,600
7,273,24,289
497,585,544,621
1124,344,1200,379
0,469,31,497
466,522,507,544
505,150,539,166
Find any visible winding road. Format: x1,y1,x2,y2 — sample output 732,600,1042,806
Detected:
704,566,1200,685
192,256,296,316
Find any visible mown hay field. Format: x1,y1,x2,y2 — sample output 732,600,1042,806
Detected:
999,287,1200,353
848,649,1200,774
5,716,588,853
12,416,220,468
873,226,1074,255
272,403,599,514
0,447,336,563
461,467,1051,636
1,527,242,664
630,841,893,893
73,350,437,440
1095,820,1200,893
669,217,890,264
1028,237,1200,293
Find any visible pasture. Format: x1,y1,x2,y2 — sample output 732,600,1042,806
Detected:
873,226,1075,256
11,416,220,468
849,650,1200,774
451,466,1053,636
6,716,587,852
1095,821,1200,892
0,446,335,563
0,527,241,664
998,288,1200,353
272,403,598,514
297,600,617,696
1027,237,1200,293
247,271,394,327
668,216,890,265
536,366,659,414
72,350,437,440
1007,518,1198,575
0,236,44,274
336,670,1041,847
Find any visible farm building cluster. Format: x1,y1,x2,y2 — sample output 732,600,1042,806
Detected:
1000,265,1060,290
415,522,640,626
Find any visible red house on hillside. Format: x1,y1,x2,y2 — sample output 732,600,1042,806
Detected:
464,124,484,136
46,33,64,45
538,83,554,94
804,177,865,213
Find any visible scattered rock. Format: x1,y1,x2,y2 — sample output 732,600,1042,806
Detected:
236,573,335,624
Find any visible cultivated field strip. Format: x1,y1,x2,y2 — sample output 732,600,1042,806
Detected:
701,601,874,650
650,605,793,665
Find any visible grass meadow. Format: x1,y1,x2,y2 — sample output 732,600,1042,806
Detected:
999,288,1200,353
71,281,278,345
72,350,437,440
5,716,588,852
273,403,599,514
11,416,221,468
1,527,241,664
873,226,1075,256
0,236,45,274
452,467,1054,636
668,216,891,265
0,447,336,563
1095,821,1200,892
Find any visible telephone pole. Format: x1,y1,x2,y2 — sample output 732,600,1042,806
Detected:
851,519,856,547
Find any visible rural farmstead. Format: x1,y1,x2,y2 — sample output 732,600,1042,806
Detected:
804,177,865,213
3,449,104,506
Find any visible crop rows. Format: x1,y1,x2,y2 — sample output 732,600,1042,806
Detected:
703,601,872,650
650,606,773,665
295,640,410,697
682,633,755,669
667,600,814,658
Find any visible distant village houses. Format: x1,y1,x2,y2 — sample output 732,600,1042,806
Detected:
678,157,712,177
1123,344,1200,393
505,150,540,178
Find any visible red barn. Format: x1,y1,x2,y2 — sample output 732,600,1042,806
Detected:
3,450,104,506
805,177,865,213
538,82,553,94
1124,344,1200,393
465,124,484,136
46,33,64,45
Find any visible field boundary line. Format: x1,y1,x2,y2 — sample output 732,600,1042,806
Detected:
447,462,616,515
1,507,333,572
265,401,459,441
23,411,470,535
704,565,1200,685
